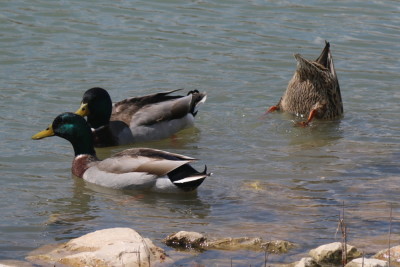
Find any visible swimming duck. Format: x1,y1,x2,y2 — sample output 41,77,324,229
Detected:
75,87,207,147
267,41,343,126
32,113,210,193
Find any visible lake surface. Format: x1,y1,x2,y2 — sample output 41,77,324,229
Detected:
1,0,400,265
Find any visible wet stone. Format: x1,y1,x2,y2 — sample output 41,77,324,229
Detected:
374,245,400,267
345,258,388,267
164,231,295,253
163,231,206,250
27,228,169,267
309,242,362,265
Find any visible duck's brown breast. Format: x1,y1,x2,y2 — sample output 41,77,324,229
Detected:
72,154,98,178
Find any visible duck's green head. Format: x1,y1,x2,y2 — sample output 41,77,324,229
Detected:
32,112,96,157
75,87,112,129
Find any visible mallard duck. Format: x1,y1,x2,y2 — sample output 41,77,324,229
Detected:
75,87,207,147
32,113,210,192
267,41,343,126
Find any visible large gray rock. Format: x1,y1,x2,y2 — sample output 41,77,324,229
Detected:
27,228,169,267
345,258,388,267
309,242,362,265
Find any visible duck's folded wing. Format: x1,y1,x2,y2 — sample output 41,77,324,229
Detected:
129,94,195,127
98,148,196,175
111,89,183,124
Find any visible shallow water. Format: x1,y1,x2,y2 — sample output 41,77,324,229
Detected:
1,0,400,265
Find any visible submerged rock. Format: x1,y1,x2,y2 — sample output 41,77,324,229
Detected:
207,237,265,251
309,242,362,265
345,258,388,267
163,231,206,250
263,240,297,254
207,238,295,253
374,245,400,266
27,228,169,267
163,231,295,253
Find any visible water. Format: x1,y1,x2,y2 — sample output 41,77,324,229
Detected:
1,0,400,265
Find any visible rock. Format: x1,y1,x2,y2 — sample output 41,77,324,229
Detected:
263,240,297,254
293,257,320,267
27,228,169,267
207,238,295,253
309,242,362,265
163,231,206,250
345,258,388,267
207,237,265,251
163,231,295,253
374,245,400,266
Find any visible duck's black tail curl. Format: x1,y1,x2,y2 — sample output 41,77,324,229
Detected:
187,90,207,117
168,164,211,192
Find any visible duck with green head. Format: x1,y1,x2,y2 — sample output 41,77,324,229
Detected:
267,41,343,126
75,87,207,147
32,113,210,192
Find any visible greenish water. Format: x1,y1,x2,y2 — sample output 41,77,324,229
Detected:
1,0,400,265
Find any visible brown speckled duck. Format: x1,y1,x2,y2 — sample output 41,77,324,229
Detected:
267,41,343,126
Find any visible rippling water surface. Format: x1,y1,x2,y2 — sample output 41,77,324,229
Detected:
1,0,400,265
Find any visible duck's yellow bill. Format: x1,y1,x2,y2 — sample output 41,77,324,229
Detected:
75,102,90,116
32,125,54,140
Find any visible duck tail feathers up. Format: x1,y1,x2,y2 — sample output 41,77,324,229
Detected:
315,40,331,69
315,40,338,80
187,90,207,117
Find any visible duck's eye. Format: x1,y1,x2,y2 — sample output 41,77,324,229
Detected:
82,108,86,111
46,127,49,130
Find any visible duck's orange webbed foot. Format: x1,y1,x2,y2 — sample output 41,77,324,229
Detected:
260,105,280,119
265,105,279,114
295,109,318,127
296,121,310,127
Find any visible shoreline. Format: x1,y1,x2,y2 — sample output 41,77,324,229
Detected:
0,228,396,267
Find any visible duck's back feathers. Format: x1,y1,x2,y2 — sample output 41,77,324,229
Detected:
103,89,207,144
107,148,196,175
118,90,206,143
112,89,207,125
111,89,183,124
